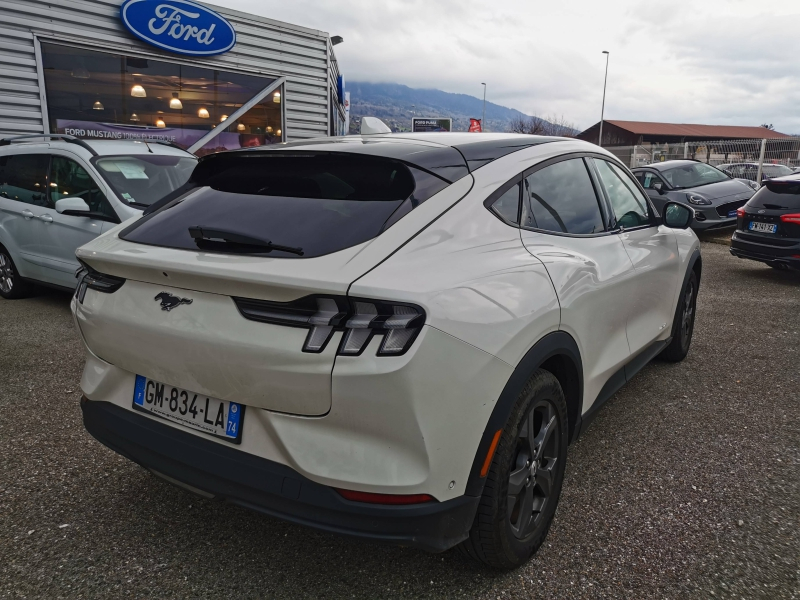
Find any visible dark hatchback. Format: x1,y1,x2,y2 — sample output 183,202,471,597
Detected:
731,174,800,270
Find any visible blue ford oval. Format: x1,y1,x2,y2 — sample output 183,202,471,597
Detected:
120,0,236,56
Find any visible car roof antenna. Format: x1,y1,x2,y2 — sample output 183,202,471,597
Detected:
360,117,392,135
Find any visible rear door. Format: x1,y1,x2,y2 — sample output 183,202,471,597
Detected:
0,153,50,280
518,155,636,409
33,154,117,288
591,158,680,355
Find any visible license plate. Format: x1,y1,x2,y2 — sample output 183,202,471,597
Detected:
749,221,778,234
727,210,738,218
132,375,243,443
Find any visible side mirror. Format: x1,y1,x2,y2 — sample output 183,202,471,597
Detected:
652,182,667,195
55,197,90,214
722,169,733,177
663,201,694,229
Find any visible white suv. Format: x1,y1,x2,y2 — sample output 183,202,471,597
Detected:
0,135,196,298
72,133,701,569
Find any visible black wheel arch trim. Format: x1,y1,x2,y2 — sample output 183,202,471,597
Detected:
464,331,583,497
672,248,702,340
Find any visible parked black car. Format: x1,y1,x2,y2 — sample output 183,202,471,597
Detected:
731,174,800,271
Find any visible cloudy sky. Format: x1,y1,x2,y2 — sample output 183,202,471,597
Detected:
218,0,800,133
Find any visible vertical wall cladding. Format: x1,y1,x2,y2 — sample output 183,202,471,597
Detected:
0,26,44,134
0,0,332,140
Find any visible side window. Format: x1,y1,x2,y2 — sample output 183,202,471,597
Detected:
593,159,651,229
638,171,666,190
0,154,49,206
49,157,116,220
522,158,605,235
490,181,521,224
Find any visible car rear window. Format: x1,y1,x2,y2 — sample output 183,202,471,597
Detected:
120,153,449,258
748,178,800,209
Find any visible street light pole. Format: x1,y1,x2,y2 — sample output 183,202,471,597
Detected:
598,51,609,147
481,82,487,132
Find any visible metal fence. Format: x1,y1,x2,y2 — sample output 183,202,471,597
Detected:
605,137,800,182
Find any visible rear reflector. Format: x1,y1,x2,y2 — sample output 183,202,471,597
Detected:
336,489,435,505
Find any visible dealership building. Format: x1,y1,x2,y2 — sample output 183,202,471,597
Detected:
0,0,347,154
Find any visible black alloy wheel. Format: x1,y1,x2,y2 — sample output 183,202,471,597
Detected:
458,369,568,570
507,399,560,539
660,270,698,362
0,248,32,300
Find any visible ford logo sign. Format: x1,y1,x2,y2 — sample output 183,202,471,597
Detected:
120,0,236,56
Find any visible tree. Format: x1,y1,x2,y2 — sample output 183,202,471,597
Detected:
507,114,577,137
761,123,775,131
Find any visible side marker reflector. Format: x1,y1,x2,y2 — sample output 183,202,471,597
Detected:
480,429,503,478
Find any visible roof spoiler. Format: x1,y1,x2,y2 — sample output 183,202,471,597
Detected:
0,134,98,157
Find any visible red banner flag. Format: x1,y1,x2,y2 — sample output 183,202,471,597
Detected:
468,118,482,132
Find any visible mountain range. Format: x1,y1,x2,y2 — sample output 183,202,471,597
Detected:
346,82,566,134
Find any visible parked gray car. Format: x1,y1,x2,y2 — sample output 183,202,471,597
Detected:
632,160,754,230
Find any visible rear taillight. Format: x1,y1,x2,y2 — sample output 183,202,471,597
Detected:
234,295,425,356
339,299,424,356
736,206,746,218
74,264,126,303
780,213,800,224
335,489,435,505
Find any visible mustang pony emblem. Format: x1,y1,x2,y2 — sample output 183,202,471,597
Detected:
154,292,193,311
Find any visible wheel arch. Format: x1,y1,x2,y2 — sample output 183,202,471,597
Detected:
692,252,702,281
464,331,583,497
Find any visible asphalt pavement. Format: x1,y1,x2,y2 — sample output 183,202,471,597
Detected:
1,240,798,599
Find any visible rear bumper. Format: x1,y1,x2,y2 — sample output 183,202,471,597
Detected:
730,232,800,270
81,398,479,553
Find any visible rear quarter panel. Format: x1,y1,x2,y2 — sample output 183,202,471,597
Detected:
350,144,568,366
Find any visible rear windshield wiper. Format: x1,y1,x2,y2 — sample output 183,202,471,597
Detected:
189,226,304,256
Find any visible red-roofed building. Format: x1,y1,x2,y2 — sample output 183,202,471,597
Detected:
578,120,790,146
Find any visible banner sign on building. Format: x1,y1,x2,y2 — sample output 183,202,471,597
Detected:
412,118,452,133
55,120,265,153
344,91,350,133
337,75,346,105
120,0,236,56
468,118,482,132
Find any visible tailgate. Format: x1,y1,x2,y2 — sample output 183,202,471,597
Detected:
75,279,338,415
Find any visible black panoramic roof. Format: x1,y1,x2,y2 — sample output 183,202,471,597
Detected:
143,134,567,216
210,133,564,183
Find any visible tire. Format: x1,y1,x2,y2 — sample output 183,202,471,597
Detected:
458,369,568,570
0,246,34,300
660,270,698,362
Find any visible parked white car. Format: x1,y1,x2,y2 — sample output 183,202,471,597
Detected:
72,133,701,569
0,135,196,297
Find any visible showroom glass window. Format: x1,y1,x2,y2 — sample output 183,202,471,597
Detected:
522,158,606,234
40,43,283,156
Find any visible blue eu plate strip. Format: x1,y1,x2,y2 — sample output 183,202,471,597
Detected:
226,403,242,438
133,375,147,406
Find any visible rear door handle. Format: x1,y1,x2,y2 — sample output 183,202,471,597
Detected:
38,214,54,223
21,209,34,219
